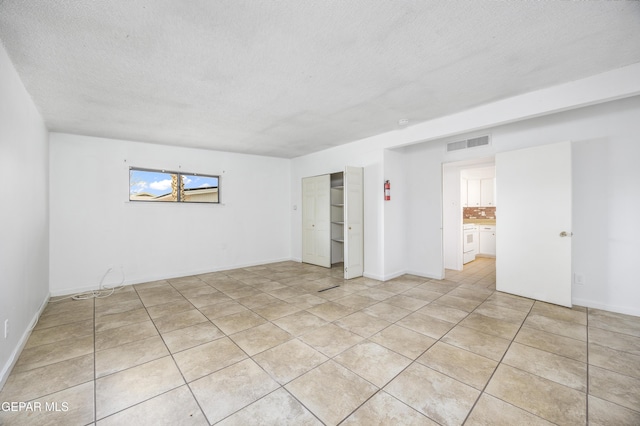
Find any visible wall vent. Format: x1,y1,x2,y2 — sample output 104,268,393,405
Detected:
447,135,490,152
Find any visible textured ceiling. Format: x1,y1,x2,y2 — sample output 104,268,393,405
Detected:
1,1,639,158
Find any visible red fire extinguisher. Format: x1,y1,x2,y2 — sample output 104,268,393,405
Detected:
384,180,391,201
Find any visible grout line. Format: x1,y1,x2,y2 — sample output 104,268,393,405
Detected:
93,296,97,424
335,268,495,424
586,306,590,424
12,259,638,424
459,295,537,425
135,280,211,424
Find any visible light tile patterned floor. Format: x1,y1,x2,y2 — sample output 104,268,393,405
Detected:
1,258,640,425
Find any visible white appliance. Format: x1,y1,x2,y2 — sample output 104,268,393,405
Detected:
463,223,478,264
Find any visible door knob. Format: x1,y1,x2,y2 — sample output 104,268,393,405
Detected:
559,231,572,237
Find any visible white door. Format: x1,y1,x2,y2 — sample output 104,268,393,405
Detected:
302,174,331,268
496,141,572,307
344,166,364,279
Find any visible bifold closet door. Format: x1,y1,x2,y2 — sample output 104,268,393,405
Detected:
344,166,364,279
302,174,331,268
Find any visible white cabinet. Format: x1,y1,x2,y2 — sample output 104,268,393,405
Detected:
479,225,496,256
302,166,363,279
467,179,481,207
480,178,495,206
463,178,495,207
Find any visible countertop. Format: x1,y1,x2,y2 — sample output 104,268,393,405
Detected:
463,219,496,225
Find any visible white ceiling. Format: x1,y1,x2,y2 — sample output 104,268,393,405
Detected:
1,1,639,158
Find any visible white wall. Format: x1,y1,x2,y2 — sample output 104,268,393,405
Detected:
442,163,463,271
382,149,408,279
291,77,640,315
291,63,640,284
403,96,640,315
404,142,448,279
0,44,50,386
570,119,640,314
291,145,420,281
49,133,291,295
290,144,385,279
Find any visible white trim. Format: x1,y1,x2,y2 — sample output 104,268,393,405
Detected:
365,269,444,282
572,298,640,318
49,257,293,297
0,293,50,389
381,270,407,282
363,272,384,281
405,270,445,280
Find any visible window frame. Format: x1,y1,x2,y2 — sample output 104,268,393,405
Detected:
128,166,220,204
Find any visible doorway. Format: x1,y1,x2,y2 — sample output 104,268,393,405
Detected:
442,157,496,273
442,142,573,307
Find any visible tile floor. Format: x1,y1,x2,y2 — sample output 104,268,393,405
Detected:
1,257,639,425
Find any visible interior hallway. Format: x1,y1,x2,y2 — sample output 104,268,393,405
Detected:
1,257,639,425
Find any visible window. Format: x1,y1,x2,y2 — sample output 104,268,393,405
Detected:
129,167,219,203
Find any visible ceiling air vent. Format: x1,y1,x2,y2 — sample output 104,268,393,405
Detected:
447,135,490,152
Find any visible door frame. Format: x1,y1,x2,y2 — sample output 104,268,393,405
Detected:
442,157,495,272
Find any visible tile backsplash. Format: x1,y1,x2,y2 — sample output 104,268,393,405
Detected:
463,207,496,219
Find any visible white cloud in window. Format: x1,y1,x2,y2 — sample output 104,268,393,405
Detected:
130,181,148,194
149,179,172,190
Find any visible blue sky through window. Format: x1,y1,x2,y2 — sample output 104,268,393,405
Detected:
130,170,174,196
130,169,219,198
182,174,219,191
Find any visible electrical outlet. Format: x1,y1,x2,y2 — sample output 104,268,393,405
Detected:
574,273,585,285
4,319,8,339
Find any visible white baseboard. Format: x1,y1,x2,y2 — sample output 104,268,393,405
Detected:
0,292,49,390
572,298,640,317
364,269,443,282
50,257,295,297
363,272,384,281
405,270,444,280
381,270,407,281
49,283,102,298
